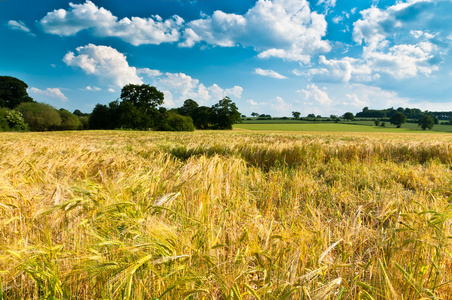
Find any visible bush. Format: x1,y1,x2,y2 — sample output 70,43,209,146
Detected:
58,109,83,130
17,102,62,131
167,114,195,131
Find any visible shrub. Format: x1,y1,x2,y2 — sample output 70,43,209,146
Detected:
17,102,62,131
167,113,195,131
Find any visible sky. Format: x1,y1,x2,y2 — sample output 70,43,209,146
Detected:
1,0,451,117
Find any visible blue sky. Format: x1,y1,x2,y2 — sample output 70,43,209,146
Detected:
1,0,451,116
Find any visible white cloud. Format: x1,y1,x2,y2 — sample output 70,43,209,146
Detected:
85,86,101,91
29,87,68,102
155,72,243,107
182,0,330,62
299,84,333,106
364,42,438,78
40,0,183,45
255,68,287,79
247,99,259,106
309,55,374,82
7,20,34,35
352,0,450,78
138,68,162,77
63,44,143,87
62,44,243,107
317,0,337,13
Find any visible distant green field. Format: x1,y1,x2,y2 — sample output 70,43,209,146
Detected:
234,122,452,132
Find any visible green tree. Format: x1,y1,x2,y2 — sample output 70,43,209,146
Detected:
210,97,241,130
167,113,195,131
17,102,62,131
374,119,381,126
251,112,259,117
307,113,315,118
389,112,407,128
193,106,212,129
0,76,34,109
0,108,28,131
418,114,435,130
120,84,164,111
58,109,83,130
292,111,301,119
89,104,111,129
178,99,199,118
343,112,355,121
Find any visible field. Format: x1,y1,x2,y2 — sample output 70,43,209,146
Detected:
1,130,452,299
235,120,452,133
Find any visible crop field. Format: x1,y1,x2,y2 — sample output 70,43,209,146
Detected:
1,130,452,299
235,121,452,133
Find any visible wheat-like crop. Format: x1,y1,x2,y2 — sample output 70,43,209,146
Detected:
1,130,451,299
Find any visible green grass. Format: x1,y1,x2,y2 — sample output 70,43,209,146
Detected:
235,121,452,132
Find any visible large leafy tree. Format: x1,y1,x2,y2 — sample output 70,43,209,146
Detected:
17,102,61,131
178,99,199,118
210,97,241,130
418,114,435,130
389,112,407,128
0,76,34,109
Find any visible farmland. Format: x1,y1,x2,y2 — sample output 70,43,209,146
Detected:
1,130,452,299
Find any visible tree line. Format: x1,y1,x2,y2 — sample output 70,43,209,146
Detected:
0,76,241,132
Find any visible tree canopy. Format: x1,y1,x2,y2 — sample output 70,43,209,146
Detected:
0,76,34,109
418,114,435,130
389,112,407,128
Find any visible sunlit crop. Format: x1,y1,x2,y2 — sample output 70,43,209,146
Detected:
1,130,452,299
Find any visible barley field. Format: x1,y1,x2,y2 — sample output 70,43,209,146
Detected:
1,130,452,299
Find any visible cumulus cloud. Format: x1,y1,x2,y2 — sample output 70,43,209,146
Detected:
183,0,331,62
7,20,34,35
255,68,287,79
352,0,450,78
63,44,243,107
309,55,375,82
156,72,243,107
39,0,183,45
29,87,68,102
299,84,333,106
63,44,143,87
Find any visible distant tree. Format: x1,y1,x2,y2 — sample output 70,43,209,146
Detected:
120,84,164,110
374,119,381,126
343,112,355,121
210,97,241,130
380,122,386,127
78,116,89,130
316,115,321,118
89,104,111,129
58,109,83,130
0,76,34,109
292,111,301,119
178,99,199,118
251,112,259,117
389,112,407,128
193,106,212,129
418,114,435,130
307,113,316,118
17,102,62,131
73,109,89,117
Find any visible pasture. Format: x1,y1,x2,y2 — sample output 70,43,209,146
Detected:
1,130,452,299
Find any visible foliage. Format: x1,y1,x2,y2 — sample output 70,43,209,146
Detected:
374,119,381,126
1,131,452,299
167,113,195,131
292,111,301,119
210,96,241,129
343,112,354,121
389,112,407,128
418,114,435,130
17,102,62,131
0,108,28,131
0,76,34,109
58,109,83,130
